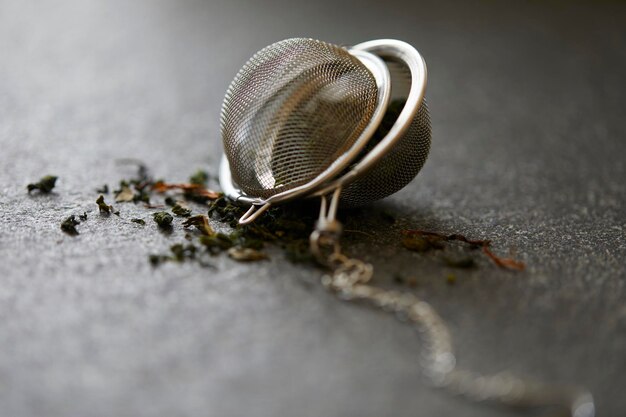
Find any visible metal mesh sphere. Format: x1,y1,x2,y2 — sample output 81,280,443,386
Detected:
220,38,379,200
340,100,430,207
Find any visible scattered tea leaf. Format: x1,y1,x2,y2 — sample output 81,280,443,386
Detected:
172,203,192,217
189,170,209,186
60,215,80,236
170,243,197,261
153,181,221,202
96,184,109,194
182,215,214,236
198,233,234,253
149,243,215,268
402,234,445,252
153,211,173,228
208,197,245,226
131,218,146,225
79,212,88,221
228,247,268,262
402,230,525,271
27,175,57,194
115,185,135,202
96,195,119,215
149,254,170,267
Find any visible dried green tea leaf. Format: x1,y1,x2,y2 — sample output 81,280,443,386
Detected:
153,211,173,228
199,233,233,253
60,215,80,236
96,195,119,215
228,228,265,249
113,159,154,205
208,197,245,226
131,218,146,225
170,243,197,261
115,185,135,202
96,184,109,194
79,212,88,221
149,243,212,268
171,203,192,217
27,175,57,194
149,254,170,267
189,170,209,186
228,247,268,262
182,215,214,236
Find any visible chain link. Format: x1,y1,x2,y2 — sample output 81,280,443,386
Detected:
311,193,595,417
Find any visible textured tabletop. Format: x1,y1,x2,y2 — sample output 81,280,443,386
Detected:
0,1,625,416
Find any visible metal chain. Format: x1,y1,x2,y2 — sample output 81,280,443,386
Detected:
310,191,595,417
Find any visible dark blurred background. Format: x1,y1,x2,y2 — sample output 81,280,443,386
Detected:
0,1,624,416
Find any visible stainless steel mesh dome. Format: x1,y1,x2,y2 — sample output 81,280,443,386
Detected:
339,58,431,206
220,38,379,200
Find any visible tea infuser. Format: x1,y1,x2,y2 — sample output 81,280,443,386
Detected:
218,38,595,417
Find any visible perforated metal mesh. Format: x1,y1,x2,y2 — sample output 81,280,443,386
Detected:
221,38,378,199
338,56,430,206
340,99,430,206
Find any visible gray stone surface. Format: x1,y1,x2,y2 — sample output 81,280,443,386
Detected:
0,0,624,416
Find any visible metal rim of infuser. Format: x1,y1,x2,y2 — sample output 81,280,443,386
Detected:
218,38,428,224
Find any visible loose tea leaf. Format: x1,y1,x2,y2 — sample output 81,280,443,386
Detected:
149,243,213,268
115,185,135,202
79,212,88,221
402,230,525,271
96,195,119,215
227,247,268,262
153,211,173,228
402,234,445,252
131,218,146,225
27,175,57,194
96,184,109,194
113,159,153,204
60,215,80,236
171,203,192,217
182,215,214,236
198,233,233,253
208,196,245,226
149,254,170,267
189,170,209,186
153,181,221,203
170,243,197,261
